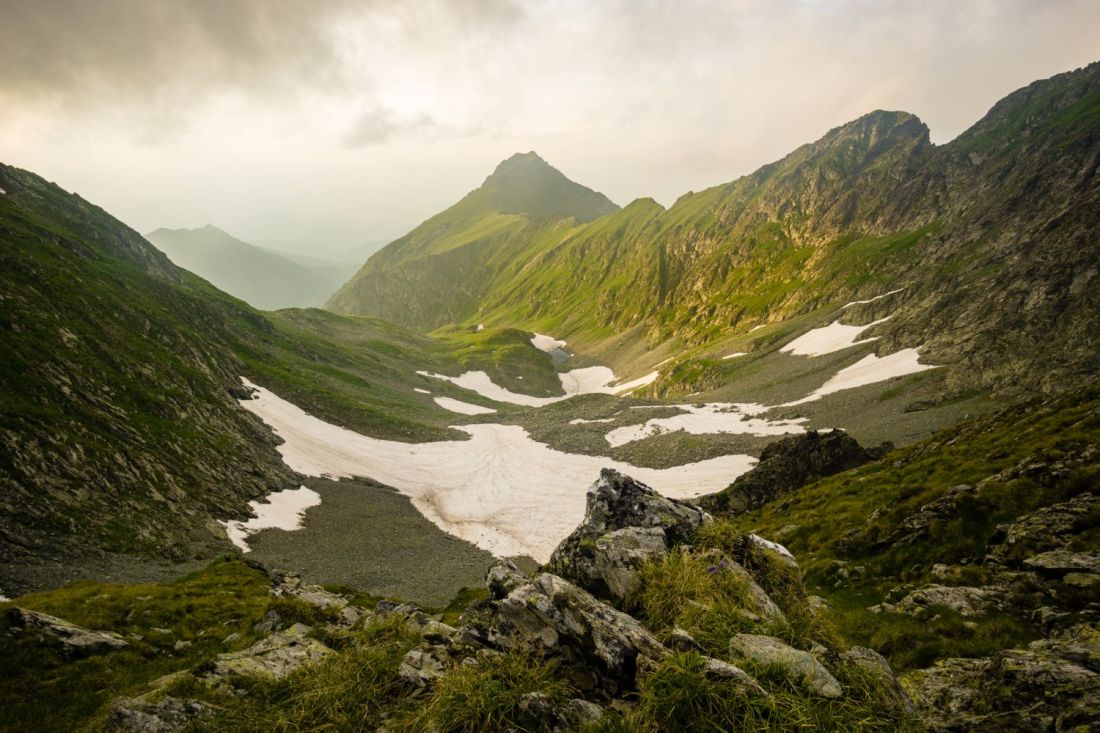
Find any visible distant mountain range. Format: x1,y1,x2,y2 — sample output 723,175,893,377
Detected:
146,225,360,310
330,63,1100,399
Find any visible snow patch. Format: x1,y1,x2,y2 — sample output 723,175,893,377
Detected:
569,417,616,425
780,317,890,357
605,403,806,448
434,396,497,415
841,288,905,309
418,366,659,407
749,324,767,333
530,333,567,352
783,348,939,406
221,485,322,552
414,388,431,394
722,352,747,360
237,379,757,562
0,188,6,195
476,324,485,332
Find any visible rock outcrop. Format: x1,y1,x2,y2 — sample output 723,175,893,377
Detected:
903,623,1100,731
547,469,707,604
728,633,843,698
2,607,128,659
697,430,891,514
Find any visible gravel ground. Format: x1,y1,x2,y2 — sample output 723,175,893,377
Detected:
245,478,497,607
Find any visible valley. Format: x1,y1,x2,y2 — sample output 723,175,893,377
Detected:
1,58,1098,732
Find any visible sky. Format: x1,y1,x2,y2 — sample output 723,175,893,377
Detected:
1,0,1098,259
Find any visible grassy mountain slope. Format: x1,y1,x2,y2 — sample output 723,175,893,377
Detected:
0,164,298,591
331,63,1100,401
0,163,561,597
146,225,356,310
327,152,619,329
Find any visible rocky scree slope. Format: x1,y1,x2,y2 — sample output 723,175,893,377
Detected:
332,63,1100,399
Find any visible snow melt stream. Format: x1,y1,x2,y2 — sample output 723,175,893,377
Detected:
237,379,756,562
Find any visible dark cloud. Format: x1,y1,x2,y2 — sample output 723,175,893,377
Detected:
0,1,357,106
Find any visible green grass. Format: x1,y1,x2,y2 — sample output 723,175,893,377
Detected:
0,558,272,733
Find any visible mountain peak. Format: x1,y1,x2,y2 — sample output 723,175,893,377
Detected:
471,152,619,223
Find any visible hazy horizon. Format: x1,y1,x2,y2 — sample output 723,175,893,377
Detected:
2,0,1098,257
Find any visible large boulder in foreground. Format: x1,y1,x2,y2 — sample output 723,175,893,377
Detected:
697,429,891,514
491,572,669,695
547,469,708,605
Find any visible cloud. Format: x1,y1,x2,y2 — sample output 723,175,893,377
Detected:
343,108,439,147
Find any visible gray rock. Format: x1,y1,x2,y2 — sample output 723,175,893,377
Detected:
1023,550,1100,575
699,656,768,697
729,633,842,698
208,623,332,681
486,559,527,600
987,492,1098,564
399,643,456,687
667,626,704,652
107,696,213,732
3,607,128,658
547,470,707,603
491,572,669,694
893,584,1006,618
903,624,1100,732
842,645,911,709
592,526,668,606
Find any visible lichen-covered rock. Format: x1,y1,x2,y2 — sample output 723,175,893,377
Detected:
399,642,461,687
841,645,911,709
903,623,1100,732
208,623,332,681
3,607,128,659
270,570,363,627
486,559,527,600
986,492,1098,564
697,430,891,514
891,584,1006,618
107,696,213,733
728,633,842,698
1023,550,1100,575
515,693,606,732
490,572,669,694
698,656,769,697
591,526,668,606
547,470,707,603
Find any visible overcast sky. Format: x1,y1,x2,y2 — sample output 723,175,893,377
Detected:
1,0,1098,258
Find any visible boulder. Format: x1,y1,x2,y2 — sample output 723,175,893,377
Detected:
728,634,842,698
698,656,768,697
208,623,332,681
3,607,128,659
892,584,1006,618
486,559,527,600
697,430,891,514
515,693,606,732
547,470,706,603
107,696,213,733
490,572,669,694
270,571,363,627
987,492,1098,565
399,642,462,687
871,485,977,550
1023,550,1100,575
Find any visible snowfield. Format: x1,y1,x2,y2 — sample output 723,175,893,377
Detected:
530,333,568,352
433,396,497,415
780,317,891,357
418,365,659,407
237,379,757,561
784,348,939,406
221,485,322,552
841,288,905,309
605,403,807,448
